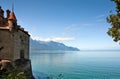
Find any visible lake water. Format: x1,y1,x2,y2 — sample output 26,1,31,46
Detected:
30,50,120,79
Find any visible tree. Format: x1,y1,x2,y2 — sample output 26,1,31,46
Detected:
107,0,120,42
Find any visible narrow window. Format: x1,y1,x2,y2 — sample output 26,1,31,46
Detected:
20,50,24,59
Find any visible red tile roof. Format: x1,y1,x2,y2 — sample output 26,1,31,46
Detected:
8,12,16,20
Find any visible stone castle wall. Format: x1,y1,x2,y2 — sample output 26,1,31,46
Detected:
13,29,29,60
0,29,14,60
0,29,29,60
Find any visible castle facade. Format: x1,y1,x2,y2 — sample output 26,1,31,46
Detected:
0,6,30,61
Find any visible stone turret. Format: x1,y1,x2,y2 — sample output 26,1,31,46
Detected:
0,6,5,26
6,9,11,19
8,11,17,31
0,6,4,17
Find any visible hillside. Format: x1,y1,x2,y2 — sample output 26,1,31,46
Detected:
30,39,80,51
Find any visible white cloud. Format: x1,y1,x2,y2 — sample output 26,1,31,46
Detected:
95,14,106,22
95,14,105,19
61,24,78,35
61,23,93,36
80,23,93,27
51,37,75,42
31,36,75,42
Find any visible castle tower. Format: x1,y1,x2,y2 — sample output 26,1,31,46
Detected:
0,6,30,61
8,11,17,31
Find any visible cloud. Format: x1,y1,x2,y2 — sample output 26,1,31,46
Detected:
95,14,105,19
95,14,106,22
61,23,93,36
96,19,105,22
61,24,78,35
31,36,75,42
51,37,75,42
31,23,94,43
80,23,93,27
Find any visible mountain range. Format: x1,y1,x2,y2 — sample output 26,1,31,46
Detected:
30,39,80,51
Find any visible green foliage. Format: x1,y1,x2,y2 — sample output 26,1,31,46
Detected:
1,66,27,79
0,70,26,79
6,72,26,79
111,0,120,13
107,0,120,42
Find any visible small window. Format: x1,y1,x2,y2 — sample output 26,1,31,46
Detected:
20,50,24,59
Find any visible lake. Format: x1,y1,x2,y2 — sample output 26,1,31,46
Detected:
30,50,120,79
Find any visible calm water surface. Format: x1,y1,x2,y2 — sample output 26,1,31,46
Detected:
30,50,120,79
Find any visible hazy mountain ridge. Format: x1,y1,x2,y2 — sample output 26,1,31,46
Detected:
30,39,80,51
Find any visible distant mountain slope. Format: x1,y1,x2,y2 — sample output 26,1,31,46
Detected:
30,39,80,51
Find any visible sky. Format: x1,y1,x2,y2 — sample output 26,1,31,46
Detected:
0,0,120,50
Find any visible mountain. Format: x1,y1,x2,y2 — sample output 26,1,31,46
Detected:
30,39,80,51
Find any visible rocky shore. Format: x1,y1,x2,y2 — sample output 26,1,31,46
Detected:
0,58,34,79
